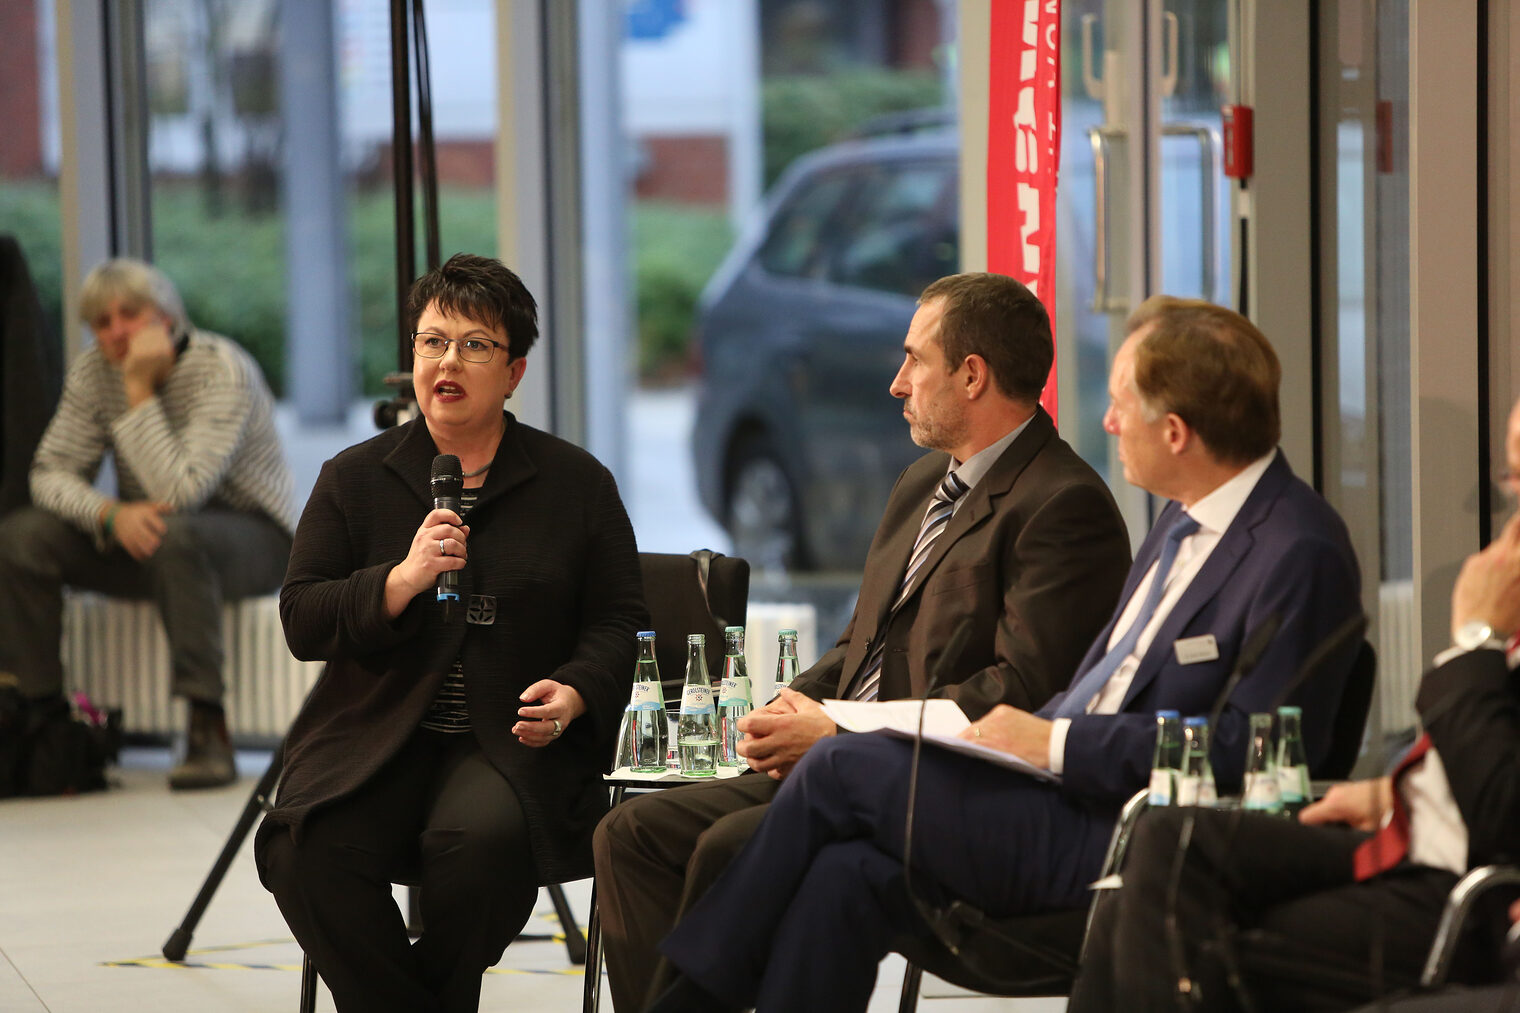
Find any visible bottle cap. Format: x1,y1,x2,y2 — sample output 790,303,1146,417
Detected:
1276,705,1302,717
779,629,797,637
687,633,705,645
637,630,655,638
725,625,744,634
1156,710,1180,719
1183,716,1209,727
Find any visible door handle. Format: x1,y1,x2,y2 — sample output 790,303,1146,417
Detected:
1161,124,1219,300
1159,12,1179,98
1088,125,1127,314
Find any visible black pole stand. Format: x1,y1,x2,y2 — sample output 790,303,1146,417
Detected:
161,742,285,961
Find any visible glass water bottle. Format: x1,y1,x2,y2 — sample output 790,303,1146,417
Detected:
1242,712,1284,813
718,626,753,767
1148,710,1183,806
677,634,718,776
1275,705,1313,815
619,631,668,772
1178,717,1217,806
775,629,800,688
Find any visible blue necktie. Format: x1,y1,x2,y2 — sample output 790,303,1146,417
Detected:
1053,512,1201,719
847,471,970,701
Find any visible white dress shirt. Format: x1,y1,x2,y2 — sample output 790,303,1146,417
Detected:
1047,451,1277,774
1402,638,1520,875
946,413,1033,499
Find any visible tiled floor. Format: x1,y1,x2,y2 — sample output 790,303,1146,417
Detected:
0,748,1066,1012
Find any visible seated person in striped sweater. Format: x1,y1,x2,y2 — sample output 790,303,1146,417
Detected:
0,257,294,789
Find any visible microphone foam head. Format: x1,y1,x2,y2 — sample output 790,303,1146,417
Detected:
431,454,463,495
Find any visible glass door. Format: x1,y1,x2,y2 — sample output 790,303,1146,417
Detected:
1053,0,1233,543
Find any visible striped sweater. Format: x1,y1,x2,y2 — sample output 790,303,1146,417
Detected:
29,329,295,542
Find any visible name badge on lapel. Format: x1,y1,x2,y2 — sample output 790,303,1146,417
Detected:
1173,634,1219,665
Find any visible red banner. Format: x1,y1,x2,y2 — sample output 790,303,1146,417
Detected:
987,0,1062,422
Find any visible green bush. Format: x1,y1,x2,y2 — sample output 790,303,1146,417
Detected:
761,68,946,188
0,181,503,398
632,202,733,381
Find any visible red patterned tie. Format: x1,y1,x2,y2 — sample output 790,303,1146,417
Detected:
1352,734,1432,881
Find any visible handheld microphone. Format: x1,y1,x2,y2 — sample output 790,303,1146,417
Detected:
431,454,463,618
1201,612,1284,743
903,616,974,941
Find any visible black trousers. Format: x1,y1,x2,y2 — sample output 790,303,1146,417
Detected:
1069,806,1458,1013
260,728,539,1013
591,771,779,1012
0,505,290,704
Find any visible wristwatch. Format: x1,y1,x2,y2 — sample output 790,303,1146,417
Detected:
1453,619,1504,652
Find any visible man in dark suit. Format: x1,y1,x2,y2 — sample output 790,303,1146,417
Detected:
647,296,1363,1013
593,273,1133,1011
1066,397,1520,1013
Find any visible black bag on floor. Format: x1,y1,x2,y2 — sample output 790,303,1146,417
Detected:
0,689,120,797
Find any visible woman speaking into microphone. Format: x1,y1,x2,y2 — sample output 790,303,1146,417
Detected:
257,254,647,1012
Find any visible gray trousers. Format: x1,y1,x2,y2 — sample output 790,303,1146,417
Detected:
0,505,291,705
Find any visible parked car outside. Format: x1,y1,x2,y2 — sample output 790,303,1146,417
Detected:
691,124,958,572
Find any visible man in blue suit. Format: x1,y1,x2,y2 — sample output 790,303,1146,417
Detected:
647,296,1364,1013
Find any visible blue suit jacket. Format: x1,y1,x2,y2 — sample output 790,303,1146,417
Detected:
1037,452,1362,805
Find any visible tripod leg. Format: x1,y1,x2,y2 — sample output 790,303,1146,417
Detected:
547,882,587,965
162,742,284,961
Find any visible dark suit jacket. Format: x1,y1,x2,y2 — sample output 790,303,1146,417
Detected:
1043,451,1363,805
1418,646,1520,870
792,407,1132,718
260,413,648,884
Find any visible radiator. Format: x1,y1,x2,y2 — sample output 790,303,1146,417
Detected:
1376,579,1420,734
62,593,322,740
62,595,819,739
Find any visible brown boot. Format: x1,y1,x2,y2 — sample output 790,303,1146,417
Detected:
169,701,236,790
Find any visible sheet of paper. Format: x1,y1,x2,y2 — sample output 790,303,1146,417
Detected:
822,698,970,737
821,699,1061,784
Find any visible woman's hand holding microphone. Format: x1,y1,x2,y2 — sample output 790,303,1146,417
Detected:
383,508,470,619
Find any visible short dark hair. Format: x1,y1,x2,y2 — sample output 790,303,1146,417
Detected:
917,273,1052,403
406,253,539,359
1125,296,1281,465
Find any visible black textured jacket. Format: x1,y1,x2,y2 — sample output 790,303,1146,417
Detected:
260,412,646,884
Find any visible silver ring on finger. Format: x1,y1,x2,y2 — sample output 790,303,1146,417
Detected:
551,719,562,738
439,539,448,556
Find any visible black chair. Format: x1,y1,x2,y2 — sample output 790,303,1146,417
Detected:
1422,865,1520,989
298,550,751,1011
1317,640,1378,781
894,790,1149,1011
895,642,1379,1010
581,549,750,1013
298,549,749,1012
637,550,750,709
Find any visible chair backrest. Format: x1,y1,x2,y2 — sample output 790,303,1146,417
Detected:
638,551,750,708
1314,639,1377,781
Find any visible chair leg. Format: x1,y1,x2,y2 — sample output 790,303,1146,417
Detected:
299,952,319,1013
896,962,923,1013
547,882,588,965
582,880,604,1013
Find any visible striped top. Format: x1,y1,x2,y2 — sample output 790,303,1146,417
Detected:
30,330,295,543
421,487,477,733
